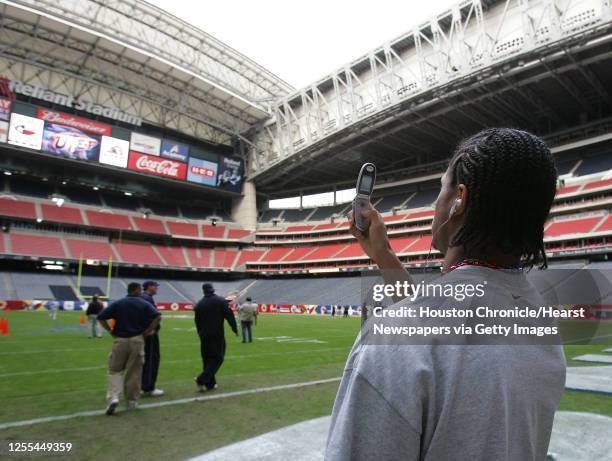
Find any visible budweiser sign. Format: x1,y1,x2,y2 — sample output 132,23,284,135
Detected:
37,108,111,136
128,151,187,180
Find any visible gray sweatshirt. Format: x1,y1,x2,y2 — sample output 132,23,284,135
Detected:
325,266,566,461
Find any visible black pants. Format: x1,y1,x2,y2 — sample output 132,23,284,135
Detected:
141,333,160,392
196,334,226,389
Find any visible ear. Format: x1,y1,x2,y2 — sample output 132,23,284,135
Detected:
454,184,468,216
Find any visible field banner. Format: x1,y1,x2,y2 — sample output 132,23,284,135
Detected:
36,108,111,136
128,151,187,180
0,96,11,121
0,120,8,143
41,122,101,161
130,132,161,156
156,302,194,311
187,157,218,186
99,135,130,168
216,156,244,192
160,139,189,162
7,113,44,150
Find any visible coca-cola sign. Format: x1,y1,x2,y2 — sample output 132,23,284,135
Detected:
128,151,187,180
37,108,111,136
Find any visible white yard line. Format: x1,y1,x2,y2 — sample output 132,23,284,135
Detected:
0,347,346,377
0,377,342,430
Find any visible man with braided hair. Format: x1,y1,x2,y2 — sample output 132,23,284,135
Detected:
326,128,566,461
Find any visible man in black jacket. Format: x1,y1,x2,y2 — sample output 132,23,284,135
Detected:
194,283,238,391
141,281,163,397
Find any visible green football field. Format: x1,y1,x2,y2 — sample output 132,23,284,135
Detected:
1,311,611,461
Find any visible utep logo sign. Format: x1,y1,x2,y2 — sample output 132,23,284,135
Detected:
160,139,189,162
0,96,11,121
187,157,218,186
7,113,44,150
42,122,100,161
128,151,187,180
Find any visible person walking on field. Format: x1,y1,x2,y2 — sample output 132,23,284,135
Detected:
238,297,258,343
98,283,160,415
86,295,103,338
140,280,164,397
194,283,238,391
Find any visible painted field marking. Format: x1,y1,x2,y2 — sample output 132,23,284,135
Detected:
0,377,342,430
0,347,346,377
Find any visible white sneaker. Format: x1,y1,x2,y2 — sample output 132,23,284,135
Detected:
105,399,119,415
126,401,139,410
144,389,164,397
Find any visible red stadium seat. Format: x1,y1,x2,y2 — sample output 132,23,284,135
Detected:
114,241,164,265
11,233,66,258
86,210,133,230
261,247,292,262
334,243,366,259
596,215,612,232
406,235,433,253
0,198,36,220
303,243,346,261
213,249,238,268
545,216,602,237
227,229,251,239
556,185,580,195
202,224,226,239
286,225,314,232
234,249,265,267
155,245,188,267
132,217,167,235
66,238,115,261
583,178,612,190
41,204,84,225
186,247,212,268
167,221,199,238
283,247,318,261
390,237,418,253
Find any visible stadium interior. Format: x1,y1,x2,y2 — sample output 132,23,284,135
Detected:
2,0,612,459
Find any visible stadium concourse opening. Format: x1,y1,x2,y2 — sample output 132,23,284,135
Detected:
1,0,612,460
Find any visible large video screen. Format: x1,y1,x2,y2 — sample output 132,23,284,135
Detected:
0,105,245,193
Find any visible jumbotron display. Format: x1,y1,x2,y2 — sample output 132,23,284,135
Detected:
0,93,244,193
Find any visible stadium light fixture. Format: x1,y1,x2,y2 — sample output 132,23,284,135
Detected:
42,264,63,271
124,191,133,196
61,180,67,185
93,186,99,190
3,171,12,176
36,218,43,223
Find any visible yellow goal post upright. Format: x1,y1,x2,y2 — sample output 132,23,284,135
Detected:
75,253,113,302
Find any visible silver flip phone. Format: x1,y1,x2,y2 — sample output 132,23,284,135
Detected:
353,163,376,232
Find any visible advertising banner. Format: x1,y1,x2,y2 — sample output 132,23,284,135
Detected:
187,157,218,186
128,151,187,180
0,120,7,143
36,108,111,136
130,132,161,156
7,113,44,150
99,135,130,168
41,122,101,161
216,156,244,192
160,139,189,162
0,96,11,121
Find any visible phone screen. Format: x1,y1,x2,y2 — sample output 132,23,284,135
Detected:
358,174,373,194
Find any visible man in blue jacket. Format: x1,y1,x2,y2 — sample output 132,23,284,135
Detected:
98,282,160,415
194,283,238,391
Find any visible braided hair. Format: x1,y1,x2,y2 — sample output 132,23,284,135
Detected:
447,128,557,269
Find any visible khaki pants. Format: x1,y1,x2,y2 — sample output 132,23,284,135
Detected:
88,314,102,337
106,335,145,404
